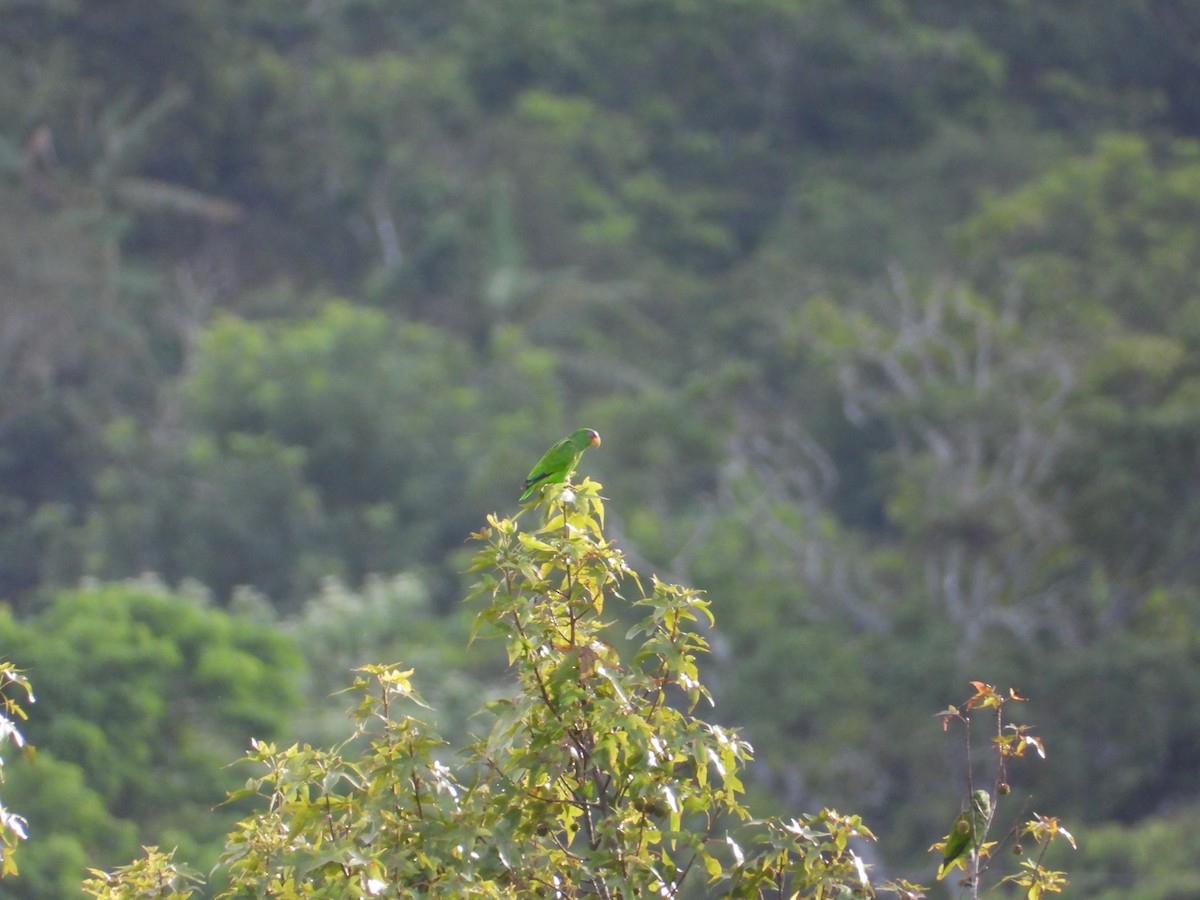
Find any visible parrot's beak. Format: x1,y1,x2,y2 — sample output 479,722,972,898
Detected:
590,433,602,447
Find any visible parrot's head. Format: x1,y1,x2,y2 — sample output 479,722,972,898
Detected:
567,427,601,452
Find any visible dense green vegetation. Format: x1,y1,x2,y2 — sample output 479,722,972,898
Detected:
2,0,1200,894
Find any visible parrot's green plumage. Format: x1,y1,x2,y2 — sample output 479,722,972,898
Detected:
936,789,992,880
520,428,601,501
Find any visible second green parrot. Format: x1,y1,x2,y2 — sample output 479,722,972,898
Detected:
520,428,601,501
936,789,992,880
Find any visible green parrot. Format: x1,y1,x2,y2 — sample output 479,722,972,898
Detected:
520,428,601,501
936,789,992,880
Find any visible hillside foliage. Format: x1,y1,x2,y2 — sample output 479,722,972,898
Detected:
2,1,1199,895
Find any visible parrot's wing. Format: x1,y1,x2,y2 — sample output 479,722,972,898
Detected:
936,813,973,880
521,438,576,499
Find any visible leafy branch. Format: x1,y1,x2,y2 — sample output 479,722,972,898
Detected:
0,662,32,879
932,681,1074,898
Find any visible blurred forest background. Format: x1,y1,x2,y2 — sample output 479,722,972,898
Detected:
2,0,1200,896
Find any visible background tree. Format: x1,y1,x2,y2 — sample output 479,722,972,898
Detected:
0,581,301,897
